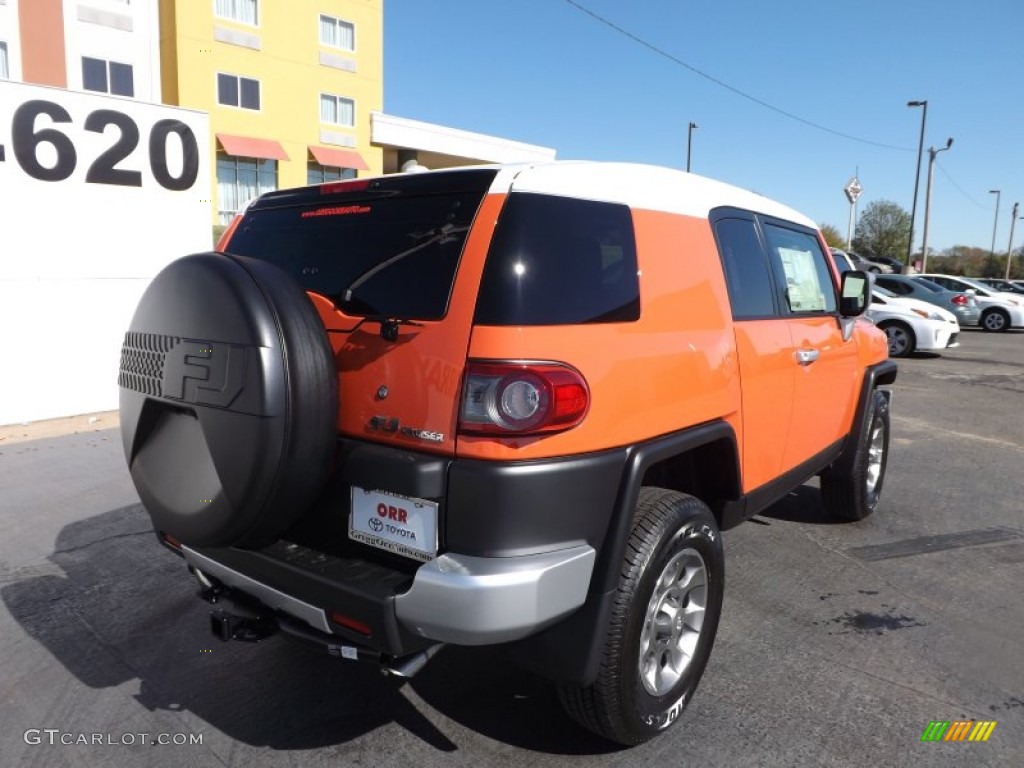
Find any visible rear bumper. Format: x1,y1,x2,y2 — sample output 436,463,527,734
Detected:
394,545,595,644
183,541,595,648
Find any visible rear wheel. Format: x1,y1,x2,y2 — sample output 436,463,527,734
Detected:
558,488,724,745
981,308,1010,332
878,320,916,357
820,389,890,521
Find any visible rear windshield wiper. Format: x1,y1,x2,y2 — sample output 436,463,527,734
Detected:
337,223,468,305
333,223,468,341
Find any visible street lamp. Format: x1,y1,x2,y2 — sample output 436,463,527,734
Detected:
907,100,928,261
686,122,698,173
919,137,953,274
1005,202,1020,280
989,189,1001,275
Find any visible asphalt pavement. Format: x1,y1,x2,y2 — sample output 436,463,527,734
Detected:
1,329,1022,767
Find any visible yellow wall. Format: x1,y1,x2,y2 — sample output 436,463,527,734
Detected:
160,0,383,223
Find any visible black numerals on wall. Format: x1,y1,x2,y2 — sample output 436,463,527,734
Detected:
11,100,200,191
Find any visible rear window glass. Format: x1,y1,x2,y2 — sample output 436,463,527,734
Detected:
475,193,640,325
224,180,491,320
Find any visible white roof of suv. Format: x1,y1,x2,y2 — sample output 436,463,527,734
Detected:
492,162,816,227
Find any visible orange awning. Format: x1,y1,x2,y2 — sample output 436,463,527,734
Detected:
216,133,289,161
309,145,369,170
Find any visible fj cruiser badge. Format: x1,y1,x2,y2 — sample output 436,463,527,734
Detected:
368,415,444,443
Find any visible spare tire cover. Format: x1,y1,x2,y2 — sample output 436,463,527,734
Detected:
118,252,337,548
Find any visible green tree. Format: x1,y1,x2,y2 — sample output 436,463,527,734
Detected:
852,200,911,259
818,223,846,249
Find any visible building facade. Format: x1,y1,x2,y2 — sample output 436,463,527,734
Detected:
159,0,383,224
0,0,162,99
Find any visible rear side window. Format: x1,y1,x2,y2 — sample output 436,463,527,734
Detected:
224,179,492,320
475,193,640,325
713,217,776,319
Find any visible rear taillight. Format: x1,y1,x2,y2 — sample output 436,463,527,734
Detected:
951,293,968,306
459,362,589,436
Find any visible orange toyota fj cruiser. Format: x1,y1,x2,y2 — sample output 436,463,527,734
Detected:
118,162,894,745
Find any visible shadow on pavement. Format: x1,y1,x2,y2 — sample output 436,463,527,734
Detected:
2,504,618,755
756,485,850,526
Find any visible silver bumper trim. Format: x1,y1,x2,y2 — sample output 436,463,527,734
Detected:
394,544,596,645
182,546,332,634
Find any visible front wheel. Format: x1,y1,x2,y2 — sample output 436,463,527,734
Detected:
878,320,916,357
558,489,724,745
820,389,890,521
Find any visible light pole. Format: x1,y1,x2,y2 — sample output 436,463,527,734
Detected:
1005,202,1020,280
686,122,698,173
989,189,1001,275
920,138,953,274
907,100,928,261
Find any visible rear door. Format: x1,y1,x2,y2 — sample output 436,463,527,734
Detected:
223,169,503,457
712,212,794,492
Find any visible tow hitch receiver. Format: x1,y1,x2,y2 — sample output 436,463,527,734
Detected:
210,609,276,643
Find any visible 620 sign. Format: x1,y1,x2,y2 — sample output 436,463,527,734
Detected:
11,99,199,191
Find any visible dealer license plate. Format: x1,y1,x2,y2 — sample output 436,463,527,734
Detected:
349,487,438,562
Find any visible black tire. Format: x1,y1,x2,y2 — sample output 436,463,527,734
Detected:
878,320,916,358
118,253,337,548
981,308,1010,332
558,488,724,745
820,389,890,521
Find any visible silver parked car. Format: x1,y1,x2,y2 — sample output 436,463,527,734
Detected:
874,274,981,327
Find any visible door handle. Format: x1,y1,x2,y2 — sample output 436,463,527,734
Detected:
795,348,820,366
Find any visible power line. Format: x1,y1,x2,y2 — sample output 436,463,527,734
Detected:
934,161,990,211
562,0,912,152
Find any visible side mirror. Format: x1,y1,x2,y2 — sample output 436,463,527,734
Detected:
839,270,870,316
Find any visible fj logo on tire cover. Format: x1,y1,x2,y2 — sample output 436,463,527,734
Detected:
162,341,246,408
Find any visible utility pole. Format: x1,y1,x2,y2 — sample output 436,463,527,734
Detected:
1006,202,1020,280
989,190,1001,276
920,138,953,274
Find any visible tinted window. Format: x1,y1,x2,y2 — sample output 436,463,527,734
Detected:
714,217,776,318
876,277,909,295
913,278,944,293
762,224,837,313
475,193,639,325
82,57,107,92
225,175,494,320
217,73,238,106
240,77,260,110
109,61,134,97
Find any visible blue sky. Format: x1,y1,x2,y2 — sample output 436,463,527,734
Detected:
383,0,1024,257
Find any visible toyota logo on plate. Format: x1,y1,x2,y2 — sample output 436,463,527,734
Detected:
369,518,384,532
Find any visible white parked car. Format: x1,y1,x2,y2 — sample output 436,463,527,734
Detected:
868,287,960,357
915,274,1024,332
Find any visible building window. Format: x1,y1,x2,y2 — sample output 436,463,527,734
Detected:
319,14,354,51
320,93,354,127
82,57,135,97
217,72,260,110
0,42,8,80
216,152,276,224
215,0,257,26
307,161,356,186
